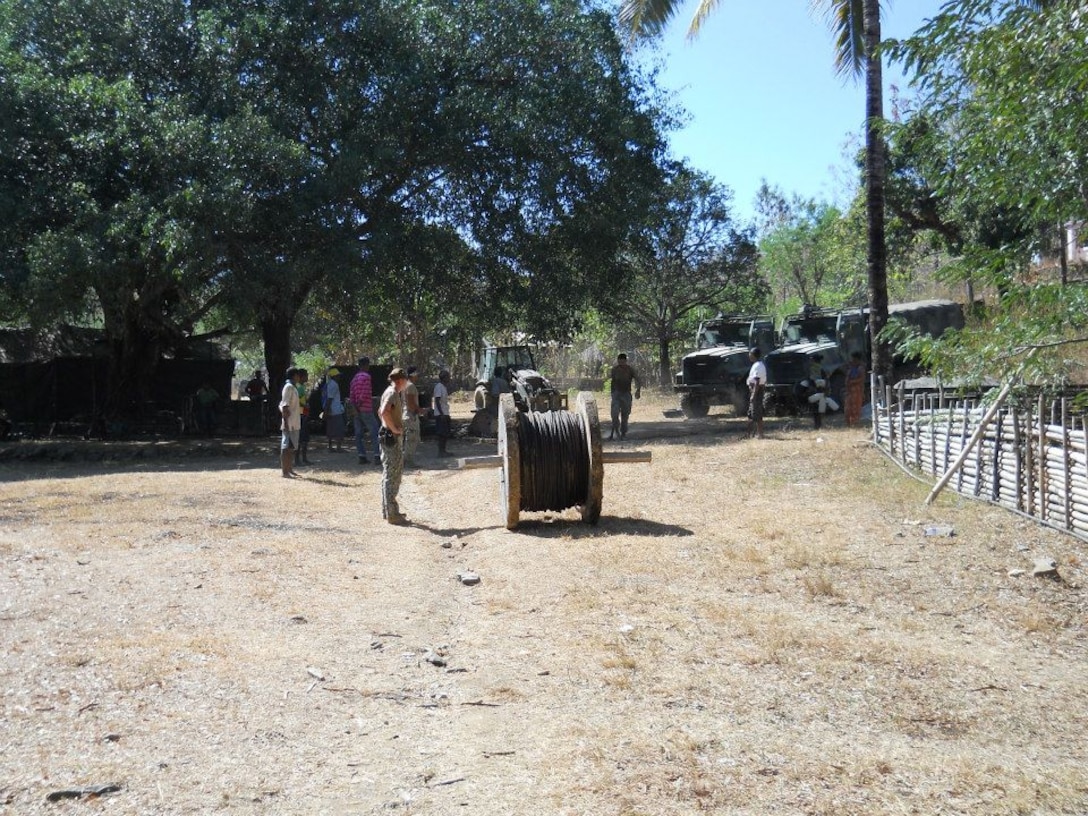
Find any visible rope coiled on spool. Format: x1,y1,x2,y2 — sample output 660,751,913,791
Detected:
517,410,589,511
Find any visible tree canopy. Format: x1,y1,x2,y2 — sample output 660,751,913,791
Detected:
886,0,1088,388
606,161,763,385
0,0,662,413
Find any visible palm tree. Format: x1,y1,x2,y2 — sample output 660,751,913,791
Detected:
620,0,891,381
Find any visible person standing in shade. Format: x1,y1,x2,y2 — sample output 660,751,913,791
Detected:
432,369,453,457
323,367,346,451
194,381,220,436
844,352,866,427
279,367,302,477
609,353,641,440
378,368,410,524
295,368,312,464
402,366,426,465
245,370,268,400
349,356,380,464
746,347,767,439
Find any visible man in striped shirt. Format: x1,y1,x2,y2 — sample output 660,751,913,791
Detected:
350,356,380,465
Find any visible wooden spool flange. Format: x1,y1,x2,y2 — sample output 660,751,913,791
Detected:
499,393,521,530
577,391,604,525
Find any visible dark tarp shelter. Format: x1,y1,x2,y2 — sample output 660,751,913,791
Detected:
0,326,234,435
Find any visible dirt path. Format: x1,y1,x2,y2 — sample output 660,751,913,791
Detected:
1,398,1086,815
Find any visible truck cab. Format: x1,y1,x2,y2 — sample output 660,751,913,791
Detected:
763,306,867,414
674,314,775,418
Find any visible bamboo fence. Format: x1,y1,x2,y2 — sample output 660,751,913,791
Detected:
873,383,1088,542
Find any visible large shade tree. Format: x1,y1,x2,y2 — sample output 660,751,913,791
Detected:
0,0,662,416
618,0,891,379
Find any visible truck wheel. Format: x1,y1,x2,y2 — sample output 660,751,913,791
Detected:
680,395,710,419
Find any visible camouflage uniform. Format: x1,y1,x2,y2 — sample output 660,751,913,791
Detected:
379,385,406,519
609,357,641,439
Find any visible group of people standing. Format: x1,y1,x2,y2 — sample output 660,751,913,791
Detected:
276,360,453,526
745,347,867,437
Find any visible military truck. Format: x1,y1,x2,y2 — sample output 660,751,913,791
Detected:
883,298,966,379
673,314,776,418
761,306,866,415
762,299,965,415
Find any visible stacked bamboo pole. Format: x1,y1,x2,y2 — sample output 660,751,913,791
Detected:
874,390,1088,538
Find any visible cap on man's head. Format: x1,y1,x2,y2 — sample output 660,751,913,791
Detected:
358,355,370,367
407,365,419,377
389,367,408,382
327,367,340,377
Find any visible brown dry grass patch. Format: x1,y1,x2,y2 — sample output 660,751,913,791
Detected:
1,392,1086,814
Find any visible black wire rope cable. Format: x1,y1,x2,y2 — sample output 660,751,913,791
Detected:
518,410,589,511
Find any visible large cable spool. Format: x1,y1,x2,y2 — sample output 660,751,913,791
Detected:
498,392,605,530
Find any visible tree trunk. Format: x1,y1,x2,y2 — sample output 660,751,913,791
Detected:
261,310,295,408
1058,221,1069,286
106,312,162,420
658,333,672,388
863,0,890,382
97,281,164,421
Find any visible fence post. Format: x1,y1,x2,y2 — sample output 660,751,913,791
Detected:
1063,398,1071,531
929,398,937,477
897,380,906,462
1038,393,1048,522
1012,409,1023,512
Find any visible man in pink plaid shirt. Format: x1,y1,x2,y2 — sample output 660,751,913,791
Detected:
349,356,380,464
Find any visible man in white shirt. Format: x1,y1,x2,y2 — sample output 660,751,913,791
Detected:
746,348,767,439
279,367,303,477
432,369,452,457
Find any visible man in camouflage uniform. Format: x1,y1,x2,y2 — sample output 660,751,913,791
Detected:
609,353,642,440
378,368,410,525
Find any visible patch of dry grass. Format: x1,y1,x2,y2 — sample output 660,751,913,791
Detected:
1,398,1086,815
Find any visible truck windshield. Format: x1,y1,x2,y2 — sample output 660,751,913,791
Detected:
783,317,837,345
495,347,535,372
699,322,749,348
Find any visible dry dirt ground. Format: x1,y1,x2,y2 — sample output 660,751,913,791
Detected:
1,394,1086,816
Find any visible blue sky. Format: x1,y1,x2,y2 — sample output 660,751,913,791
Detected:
645,0,947,222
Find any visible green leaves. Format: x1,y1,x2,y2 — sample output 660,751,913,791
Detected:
883,0,1088,388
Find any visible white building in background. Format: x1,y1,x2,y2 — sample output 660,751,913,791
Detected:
1064,221,1088,264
